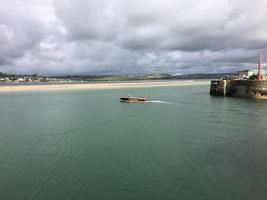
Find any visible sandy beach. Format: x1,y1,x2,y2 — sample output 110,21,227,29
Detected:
0,80,210,93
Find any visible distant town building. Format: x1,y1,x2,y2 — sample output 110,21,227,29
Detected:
17,78,25,82
237,70,254,77
24,77,32,82
249,69,267,75
237,69,267,79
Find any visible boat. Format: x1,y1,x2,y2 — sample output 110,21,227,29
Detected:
120,96,149,103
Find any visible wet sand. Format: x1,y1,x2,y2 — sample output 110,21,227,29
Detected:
0,80,210,93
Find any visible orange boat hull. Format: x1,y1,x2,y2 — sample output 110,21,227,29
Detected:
120,96,149,103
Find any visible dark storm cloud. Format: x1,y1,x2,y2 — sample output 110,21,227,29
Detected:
1,0,267,75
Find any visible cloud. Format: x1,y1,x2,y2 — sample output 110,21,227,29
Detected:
1,0,267,75
53,0,125,41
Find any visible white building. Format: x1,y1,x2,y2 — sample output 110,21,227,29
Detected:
237,70,254,77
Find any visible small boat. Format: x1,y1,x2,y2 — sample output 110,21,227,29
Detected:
120,96,149,103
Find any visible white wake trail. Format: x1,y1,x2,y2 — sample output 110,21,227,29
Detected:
148,100,173,104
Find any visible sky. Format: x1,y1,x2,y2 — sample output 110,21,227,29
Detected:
1,0,267,75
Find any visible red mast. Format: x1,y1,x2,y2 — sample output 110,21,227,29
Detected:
257,54,263,80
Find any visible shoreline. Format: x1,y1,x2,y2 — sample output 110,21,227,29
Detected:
0,80,210,93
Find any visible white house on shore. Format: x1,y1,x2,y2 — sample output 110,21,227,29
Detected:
238,69,267,79
237,70,254,77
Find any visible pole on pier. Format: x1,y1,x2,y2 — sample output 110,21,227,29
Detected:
257,54,263,80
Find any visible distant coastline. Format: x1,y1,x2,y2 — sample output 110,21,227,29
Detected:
0,72,232,84
0,80,209,93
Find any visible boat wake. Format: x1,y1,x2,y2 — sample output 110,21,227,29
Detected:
148,100,173,104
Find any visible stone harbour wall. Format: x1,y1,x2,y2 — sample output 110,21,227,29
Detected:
210,80,267,99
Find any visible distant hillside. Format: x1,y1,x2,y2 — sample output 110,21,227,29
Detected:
173,73,235,80
52,73,173,81
57,73,234,81
0,72,236,82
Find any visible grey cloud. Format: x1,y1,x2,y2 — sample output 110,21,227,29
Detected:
1,0,267,75
53,0,125,41
119,0,267,51
0,0,48,66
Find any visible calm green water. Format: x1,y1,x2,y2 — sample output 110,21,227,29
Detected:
1,85,267,200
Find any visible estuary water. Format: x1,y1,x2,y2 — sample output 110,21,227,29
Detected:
1,85,267,200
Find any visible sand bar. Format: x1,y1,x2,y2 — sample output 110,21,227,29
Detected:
0,80,210,93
